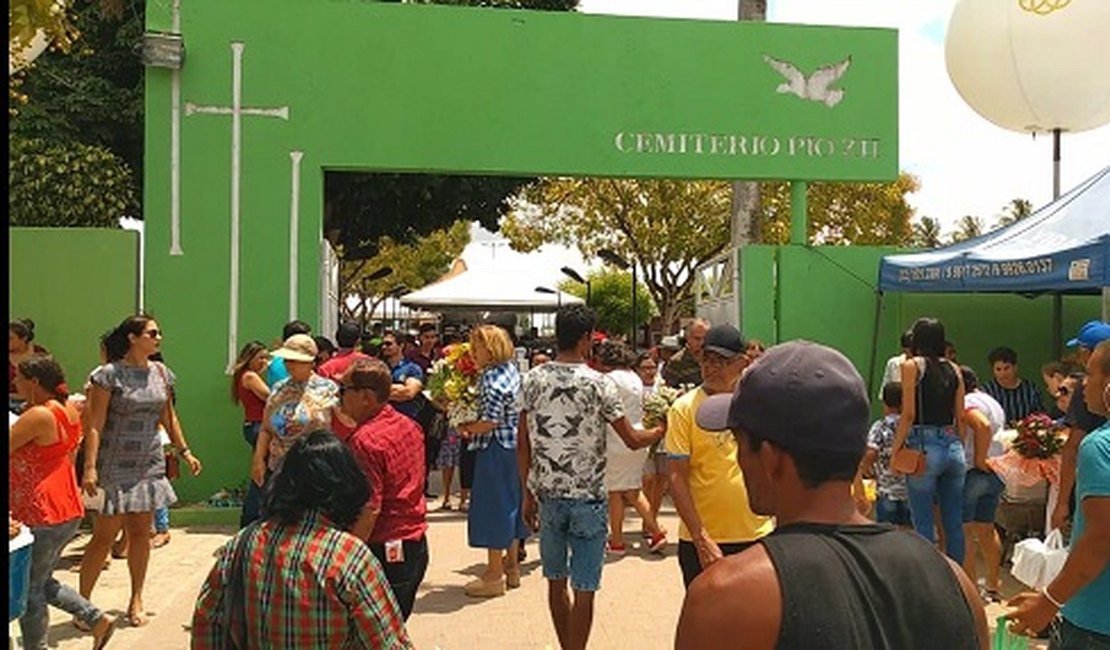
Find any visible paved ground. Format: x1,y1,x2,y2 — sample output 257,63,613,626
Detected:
15,502,1045,649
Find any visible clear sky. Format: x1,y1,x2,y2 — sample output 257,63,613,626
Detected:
576,0,1110,235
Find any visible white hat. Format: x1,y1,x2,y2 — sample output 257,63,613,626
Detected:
271,334,317,363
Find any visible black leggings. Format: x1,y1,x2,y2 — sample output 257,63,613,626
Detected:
459,445,478,490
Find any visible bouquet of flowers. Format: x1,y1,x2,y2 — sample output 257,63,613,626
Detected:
1010,413,1067,460
427,343,481,427
987,412,1066,493
642,384,691,428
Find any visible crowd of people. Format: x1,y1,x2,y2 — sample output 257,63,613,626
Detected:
8,311,1110,649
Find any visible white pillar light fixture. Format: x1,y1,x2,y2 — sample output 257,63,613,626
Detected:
140,31,186,70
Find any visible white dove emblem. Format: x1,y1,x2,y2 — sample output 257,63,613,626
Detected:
762,54,852,108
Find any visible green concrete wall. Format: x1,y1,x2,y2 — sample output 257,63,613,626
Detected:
8,228,139,395
740,244,1102,417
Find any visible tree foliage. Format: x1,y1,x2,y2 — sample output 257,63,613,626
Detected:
557,268,656,339
11,0,144,224
504,173,919,330
757,172,919,246
325,173,531,260
911,216,942,249
339,220,472,322
9,137,139,227
502,178,731,332
994,197,1033,228
950,215,984,243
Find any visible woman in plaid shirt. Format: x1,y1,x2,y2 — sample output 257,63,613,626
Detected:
191,430,412,649
456,325,530,598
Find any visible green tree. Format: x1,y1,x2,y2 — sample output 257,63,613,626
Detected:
757,172,920,245
557,268,656,339
949,215,984,243
339,220,472,322
10,0,127,103
502,178,732,332
11,0,144,219
911,216,942,248
994,197,1033,228
9,137,138,227
325,173,531,260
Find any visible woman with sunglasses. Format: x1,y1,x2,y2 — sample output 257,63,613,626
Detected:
78,314,203,628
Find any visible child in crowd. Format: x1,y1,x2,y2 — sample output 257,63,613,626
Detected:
857,382,911,526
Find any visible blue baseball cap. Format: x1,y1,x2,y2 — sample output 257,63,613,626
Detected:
1066,320,1110,349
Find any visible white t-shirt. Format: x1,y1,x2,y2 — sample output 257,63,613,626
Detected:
880,353,906,397
964,390,1006,464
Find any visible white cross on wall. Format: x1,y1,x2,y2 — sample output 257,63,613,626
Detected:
184,41,290,373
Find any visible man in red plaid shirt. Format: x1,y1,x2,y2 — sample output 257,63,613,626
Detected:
340,358,429,621
191,430,411,648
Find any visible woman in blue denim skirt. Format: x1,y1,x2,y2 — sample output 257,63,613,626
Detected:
891,317,968,562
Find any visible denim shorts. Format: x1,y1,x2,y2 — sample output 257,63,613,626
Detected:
539,498,607,592
875,495,911,526
963,469,1005,523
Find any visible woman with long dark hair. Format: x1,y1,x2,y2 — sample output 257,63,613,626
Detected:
10,355,116,649
78,314,203,627
891,317,967,562
9,318,48,409
231,340,270,527
192,430,412,647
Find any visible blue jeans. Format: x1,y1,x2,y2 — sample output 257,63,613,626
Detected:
1051,618,1110,650
905,425,967,563
963,469,1005,523
539,498,607,592
20,519,104,649
153,507,170,533
875,495,912,526
240,422,263,528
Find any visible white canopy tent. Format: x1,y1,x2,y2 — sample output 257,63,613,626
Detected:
399,268,583,312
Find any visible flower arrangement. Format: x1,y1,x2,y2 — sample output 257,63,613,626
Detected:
1010,412,1067,460
427,343,481,427
642,384,691,428
987,412,1066,494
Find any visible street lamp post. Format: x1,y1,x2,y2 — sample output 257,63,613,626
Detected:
597,249,636,348
386,284,407,330
560,266,590,305
535,286,561,307
360,265,394,328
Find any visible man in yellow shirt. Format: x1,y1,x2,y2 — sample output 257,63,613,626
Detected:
666,324,774,587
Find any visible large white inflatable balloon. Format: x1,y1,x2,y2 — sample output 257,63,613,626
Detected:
946,0,1110,133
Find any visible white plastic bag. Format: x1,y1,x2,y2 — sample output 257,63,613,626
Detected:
1011,529,1069,589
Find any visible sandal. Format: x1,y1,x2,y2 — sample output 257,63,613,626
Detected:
127,609,149,628
92,615,117,650
151,532,171,549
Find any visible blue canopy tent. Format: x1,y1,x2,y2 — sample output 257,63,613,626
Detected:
865,165,1109,392
879,165,1110,297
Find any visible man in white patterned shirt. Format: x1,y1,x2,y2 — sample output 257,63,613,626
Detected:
517,305,663,650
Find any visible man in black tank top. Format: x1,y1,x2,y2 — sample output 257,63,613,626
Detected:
676,340,988,650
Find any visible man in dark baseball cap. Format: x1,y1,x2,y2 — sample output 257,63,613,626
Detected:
664,323,773,589
676,340,987,650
